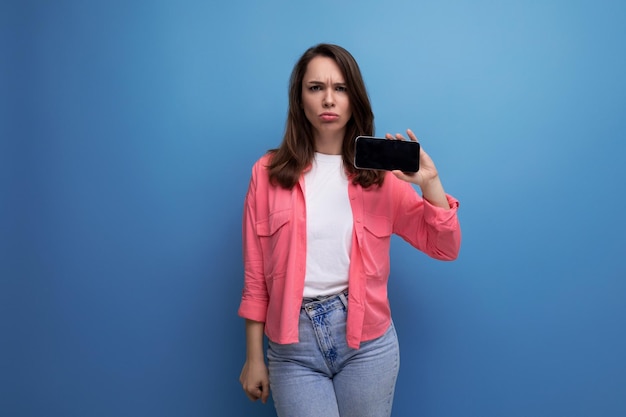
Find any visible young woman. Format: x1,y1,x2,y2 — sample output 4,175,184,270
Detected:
238,43,461,417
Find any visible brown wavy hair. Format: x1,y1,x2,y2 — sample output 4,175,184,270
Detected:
267,44,385,189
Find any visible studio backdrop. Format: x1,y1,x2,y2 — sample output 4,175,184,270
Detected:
3,0,625,416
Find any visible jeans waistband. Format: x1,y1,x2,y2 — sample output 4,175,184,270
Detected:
302,290,348,311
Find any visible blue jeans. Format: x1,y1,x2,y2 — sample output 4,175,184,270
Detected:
267,291,400,417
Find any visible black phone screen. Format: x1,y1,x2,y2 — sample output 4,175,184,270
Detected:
354,136,420,172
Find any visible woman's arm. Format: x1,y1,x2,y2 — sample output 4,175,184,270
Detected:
387,129,461,260
238,175,270,321
239,319,270,404
387,129,450,209
238,163,270,403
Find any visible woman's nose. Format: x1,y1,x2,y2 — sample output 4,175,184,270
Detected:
323,90,334,107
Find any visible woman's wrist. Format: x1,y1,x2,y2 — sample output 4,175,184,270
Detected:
420,177,450,209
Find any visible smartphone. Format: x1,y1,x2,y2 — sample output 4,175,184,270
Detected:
354,136,420,172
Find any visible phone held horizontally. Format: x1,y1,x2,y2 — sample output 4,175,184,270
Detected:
354,136,420,172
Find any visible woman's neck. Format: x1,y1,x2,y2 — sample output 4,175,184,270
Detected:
314,131,344,155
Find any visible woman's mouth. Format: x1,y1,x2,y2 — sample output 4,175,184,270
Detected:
320,112,339,122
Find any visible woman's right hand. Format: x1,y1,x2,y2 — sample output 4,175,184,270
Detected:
239,359,270,404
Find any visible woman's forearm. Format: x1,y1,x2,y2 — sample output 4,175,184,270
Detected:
245,319,266,363
420,176,450,209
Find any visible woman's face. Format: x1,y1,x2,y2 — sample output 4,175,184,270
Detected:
301,56,352,142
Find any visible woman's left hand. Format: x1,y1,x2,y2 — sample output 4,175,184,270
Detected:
386,129,451,209
385,129,438,187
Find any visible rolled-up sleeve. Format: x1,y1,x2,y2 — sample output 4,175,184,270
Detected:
238,165,269,322
394,181,461,261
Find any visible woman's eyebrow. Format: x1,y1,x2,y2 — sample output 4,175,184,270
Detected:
305,80,346,86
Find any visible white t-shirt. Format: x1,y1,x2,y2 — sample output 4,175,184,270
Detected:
302,153,353,298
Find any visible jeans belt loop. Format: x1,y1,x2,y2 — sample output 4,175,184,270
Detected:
338,290,348,309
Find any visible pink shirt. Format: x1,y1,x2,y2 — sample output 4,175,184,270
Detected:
238,154,461,349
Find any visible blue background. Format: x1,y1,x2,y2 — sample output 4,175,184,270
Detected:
2,0,625,416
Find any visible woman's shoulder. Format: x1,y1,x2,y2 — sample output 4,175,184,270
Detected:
248,151,278,188
250,151,275,172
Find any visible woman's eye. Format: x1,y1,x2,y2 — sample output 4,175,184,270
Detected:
309,85,322,91
336,86,347,92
